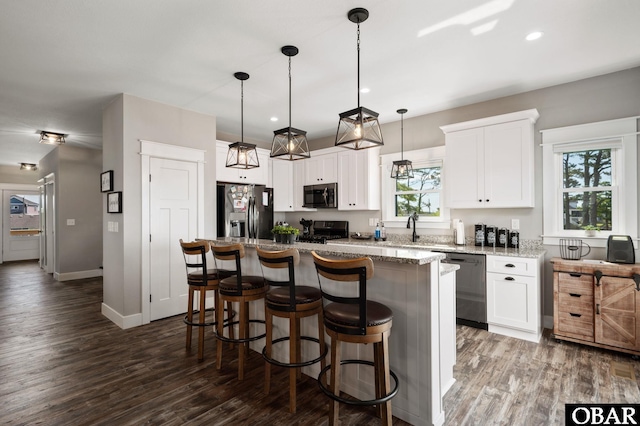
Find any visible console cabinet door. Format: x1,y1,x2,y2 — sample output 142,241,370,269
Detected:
595,276,640,351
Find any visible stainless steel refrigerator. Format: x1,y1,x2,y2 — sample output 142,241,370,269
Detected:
216,183,274,239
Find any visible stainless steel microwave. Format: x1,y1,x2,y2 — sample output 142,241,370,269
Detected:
303,183,337,208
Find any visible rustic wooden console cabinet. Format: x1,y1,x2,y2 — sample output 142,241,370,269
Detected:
551,258,640,355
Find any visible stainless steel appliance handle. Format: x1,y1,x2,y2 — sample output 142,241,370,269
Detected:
254,197,259,237
249,197,255,237
246,197,252,238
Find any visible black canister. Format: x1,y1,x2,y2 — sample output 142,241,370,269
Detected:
485,225,497,246
474,223,486,246
498,228,509,248
509,231,520,249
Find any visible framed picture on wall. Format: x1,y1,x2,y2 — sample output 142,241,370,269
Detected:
101,170,114,192
107,191,122,213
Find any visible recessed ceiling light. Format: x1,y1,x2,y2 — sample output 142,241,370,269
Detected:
526,31,543,41
270,117,278,122
360,88,370,94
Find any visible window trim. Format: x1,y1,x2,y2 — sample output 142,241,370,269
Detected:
541,117,638,248
381,146,450,229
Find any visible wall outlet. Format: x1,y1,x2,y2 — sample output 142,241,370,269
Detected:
67,219,75,226
511,219,520,230
369,218,376,226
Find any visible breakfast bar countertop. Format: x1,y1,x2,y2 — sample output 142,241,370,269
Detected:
212,237,446,266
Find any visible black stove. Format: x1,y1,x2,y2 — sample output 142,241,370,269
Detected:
298,220,349,244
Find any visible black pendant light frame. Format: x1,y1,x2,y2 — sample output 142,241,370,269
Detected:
391,108,414,179
226,71,260,169
335,7,383,150
271,45,311,161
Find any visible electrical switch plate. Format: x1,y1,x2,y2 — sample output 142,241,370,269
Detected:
511,219,520,230
369,218,375,226
67,219,75,226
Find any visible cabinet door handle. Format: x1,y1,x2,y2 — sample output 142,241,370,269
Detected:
478,199,482,202
505,264,515,268
505,277,515,281
569,313,582,318
596,304,600,315
485,199,490,202
569,293,582,298
569,273,582,277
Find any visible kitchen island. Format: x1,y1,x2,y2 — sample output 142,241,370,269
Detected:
211,237,453,426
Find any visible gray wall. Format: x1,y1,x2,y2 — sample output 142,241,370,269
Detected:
102,94,217,319
275,66,640,320
39,145,103,275
0,165,40,185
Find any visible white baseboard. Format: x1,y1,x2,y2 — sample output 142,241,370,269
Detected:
488,324,542,343
101,303,143,329
55,269,103,281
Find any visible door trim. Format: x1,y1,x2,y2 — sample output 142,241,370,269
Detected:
0,183,39,264
140,139,205,325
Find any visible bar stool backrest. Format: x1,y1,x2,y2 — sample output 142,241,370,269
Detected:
210,243,245,295
179,239,211,285
256,247,300,311
311,251,374,336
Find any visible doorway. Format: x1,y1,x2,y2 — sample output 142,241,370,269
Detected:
140,140,205,324
1,187,41,263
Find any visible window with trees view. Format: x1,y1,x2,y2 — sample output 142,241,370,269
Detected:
395,166,441,217
561,149,612,231
542,116,637,245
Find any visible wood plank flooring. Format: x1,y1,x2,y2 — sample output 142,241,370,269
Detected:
1,260,639,425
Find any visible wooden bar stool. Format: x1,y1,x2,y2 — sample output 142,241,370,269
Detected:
211,243,267,380
179,239,234,361
256,247,328,413
311,251,399,426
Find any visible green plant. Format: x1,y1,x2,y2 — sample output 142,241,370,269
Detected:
271,225,299,235
582,225,600,231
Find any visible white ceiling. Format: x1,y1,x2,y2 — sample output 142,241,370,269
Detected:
1,0,640,168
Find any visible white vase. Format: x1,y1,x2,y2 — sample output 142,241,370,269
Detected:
585,230,596,237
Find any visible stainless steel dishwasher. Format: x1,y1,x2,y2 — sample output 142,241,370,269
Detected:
439,252,487,330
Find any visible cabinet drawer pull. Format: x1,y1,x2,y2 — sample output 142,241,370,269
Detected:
505,264,515,268
569,313,582,318
504,277,515,281
569,273,582,277
569,293,582,298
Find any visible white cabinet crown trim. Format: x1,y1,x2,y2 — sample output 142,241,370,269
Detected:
440,108,539,133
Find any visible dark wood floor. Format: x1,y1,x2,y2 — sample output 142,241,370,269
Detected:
1,260,639,425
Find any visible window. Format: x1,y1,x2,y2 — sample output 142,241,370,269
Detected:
542,117,638,247
394,166,441,217
560,148,613,231
381,146,449,229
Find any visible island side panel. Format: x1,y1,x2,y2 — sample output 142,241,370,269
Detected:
240,246,445,426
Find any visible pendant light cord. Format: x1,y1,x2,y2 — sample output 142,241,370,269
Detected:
400,112,404,160
357,22,361,107
288,56,292,129
240,80,244,143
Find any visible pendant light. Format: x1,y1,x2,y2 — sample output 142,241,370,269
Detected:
335,7,383,150
391,108,414,179
271,45,310,161
226,72,260,169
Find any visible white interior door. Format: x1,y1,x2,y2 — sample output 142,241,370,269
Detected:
149,157,198,321
2,189,41,262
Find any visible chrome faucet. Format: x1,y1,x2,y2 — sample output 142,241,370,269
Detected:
407,212,419,242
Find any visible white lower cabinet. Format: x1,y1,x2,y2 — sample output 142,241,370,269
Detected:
486,254,542,343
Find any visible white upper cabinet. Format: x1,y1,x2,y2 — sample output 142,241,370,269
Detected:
337,147,381,211
271,159,294,212
216,141,270,185
441,109,539,209
304,153,337,185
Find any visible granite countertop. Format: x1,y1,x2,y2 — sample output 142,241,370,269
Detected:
326,238,546,259
212,237,445,266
